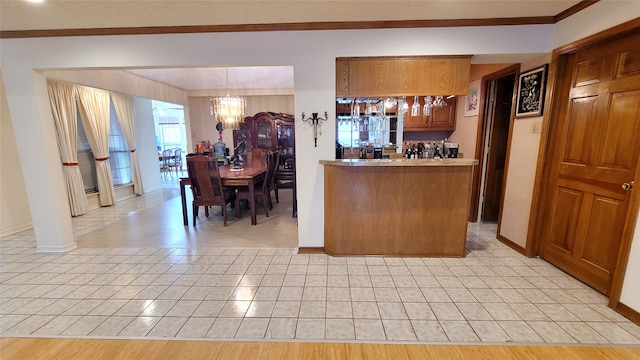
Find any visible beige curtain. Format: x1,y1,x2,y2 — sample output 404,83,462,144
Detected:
77,86,116,206
111,93,143,195
46,80,89,216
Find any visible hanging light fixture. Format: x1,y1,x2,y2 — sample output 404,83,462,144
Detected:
211,68,246,130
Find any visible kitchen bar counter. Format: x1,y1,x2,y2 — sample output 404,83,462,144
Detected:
321,158,478,257
320,158,477,167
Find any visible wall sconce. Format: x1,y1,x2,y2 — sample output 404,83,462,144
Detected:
301,111,328,147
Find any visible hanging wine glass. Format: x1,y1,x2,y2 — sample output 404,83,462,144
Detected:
411,95,420,116
376,99,384,114
423,96,433,117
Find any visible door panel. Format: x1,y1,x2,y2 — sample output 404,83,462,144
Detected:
563,97,596,166
540,31,640,295
599,91,640,171
582,195,622,270
548,187,581,252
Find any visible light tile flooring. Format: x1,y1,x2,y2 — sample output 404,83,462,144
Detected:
1,182,640,345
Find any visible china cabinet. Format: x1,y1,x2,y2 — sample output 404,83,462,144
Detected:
233,112,295,153
234,112,296,199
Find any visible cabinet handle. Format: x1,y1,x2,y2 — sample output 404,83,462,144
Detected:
622,181,634,191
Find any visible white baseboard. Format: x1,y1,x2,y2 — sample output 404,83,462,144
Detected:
36,242,77,253
0,223,33,237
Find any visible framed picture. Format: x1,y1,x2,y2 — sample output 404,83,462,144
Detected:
515,64,548,118
464,79,480,117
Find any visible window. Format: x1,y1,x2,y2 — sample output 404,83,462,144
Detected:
77,102,132,194
108,104,132,186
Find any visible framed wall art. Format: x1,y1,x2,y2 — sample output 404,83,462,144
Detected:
515,64,548,118
464,79,480,117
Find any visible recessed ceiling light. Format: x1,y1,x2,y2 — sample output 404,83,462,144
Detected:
25,0,47,3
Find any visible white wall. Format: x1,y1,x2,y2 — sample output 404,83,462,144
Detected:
553,0,640,48
499,55,550,248
134,97,163,193
187,95,294,152
0,73,32,236
622,210,640,311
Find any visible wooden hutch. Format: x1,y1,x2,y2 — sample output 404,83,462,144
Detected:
234,112,297,216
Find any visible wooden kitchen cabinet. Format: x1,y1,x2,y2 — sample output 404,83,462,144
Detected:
403,96,457,132
336,56,471,98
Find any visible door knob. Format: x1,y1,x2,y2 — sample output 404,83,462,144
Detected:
622,181,634,191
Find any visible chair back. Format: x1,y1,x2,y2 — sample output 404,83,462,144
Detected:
262,151,278,193
162,149,172,166
174,148,183,167
249,148,267,166
268,151,280,191
186,155,225,201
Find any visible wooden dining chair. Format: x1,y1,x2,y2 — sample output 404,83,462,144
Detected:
186,154,236,226
160,149,172,178
169,148,183,176
235,151,278,219
266,151,280,208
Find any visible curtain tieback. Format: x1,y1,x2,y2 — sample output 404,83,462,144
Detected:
62,162,78,166
130,148,136,153
95,156,109,161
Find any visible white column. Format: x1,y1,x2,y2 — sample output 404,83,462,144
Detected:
5,69,76,252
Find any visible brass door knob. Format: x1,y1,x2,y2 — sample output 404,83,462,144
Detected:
622,181,634,191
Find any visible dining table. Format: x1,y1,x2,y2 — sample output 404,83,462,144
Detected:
180,162,267,226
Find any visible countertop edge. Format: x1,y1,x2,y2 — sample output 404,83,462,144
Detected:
319,159,479,167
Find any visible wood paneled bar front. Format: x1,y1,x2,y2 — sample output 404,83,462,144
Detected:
321,159,478,257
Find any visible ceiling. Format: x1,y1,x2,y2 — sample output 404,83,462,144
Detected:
2,0,586,93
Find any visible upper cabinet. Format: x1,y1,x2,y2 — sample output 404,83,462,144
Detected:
336,56,471,98
403,96,457,132
234,112,295,153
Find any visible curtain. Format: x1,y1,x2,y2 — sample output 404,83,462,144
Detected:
46,80,89,216
111,92,143,195
76,86,116,206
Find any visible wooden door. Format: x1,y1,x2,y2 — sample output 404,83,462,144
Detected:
539,32,640,295
482,76,514,221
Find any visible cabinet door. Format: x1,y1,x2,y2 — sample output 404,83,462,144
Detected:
254,117,274,150
428,98,457,131
336,59,350,98
339,56,471,97
276,119,295,152
233,121,252,148
402,96,428,131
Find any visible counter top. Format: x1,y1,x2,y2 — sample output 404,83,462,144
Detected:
320,158,478,167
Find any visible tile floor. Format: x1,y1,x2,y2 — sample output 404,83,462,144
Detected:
1,184,640,345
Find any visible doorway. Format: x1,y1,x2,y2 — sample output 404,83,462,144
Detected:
469,65,519,225
153,100,187,179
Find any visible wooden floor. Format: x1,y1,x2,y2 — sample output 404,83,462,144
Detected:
2,338,639,360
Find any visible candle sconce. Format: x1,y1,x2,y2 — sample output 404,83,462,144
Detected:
301,111,328,147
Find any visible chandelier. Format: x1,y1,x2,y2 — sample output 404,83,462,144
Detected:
211,68,246,130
